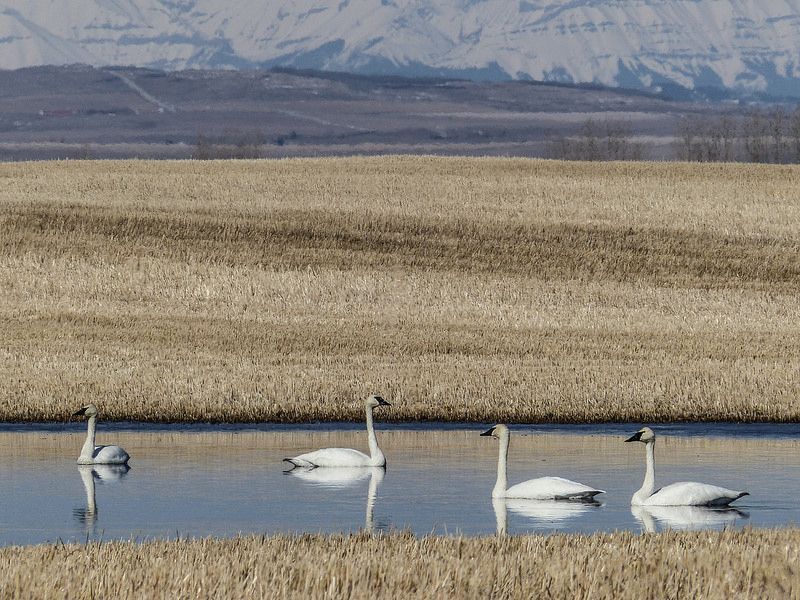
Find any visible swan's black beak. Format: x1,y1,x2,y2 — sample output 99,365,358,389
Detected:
72,407,88,417
625,431,643,442
480,427,496,437
375,396,391,407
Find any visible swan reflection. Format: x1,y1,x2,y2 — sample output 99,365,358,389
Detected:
286,466,385,532
493,497,599,535
632,504,749,533
74,464,130,529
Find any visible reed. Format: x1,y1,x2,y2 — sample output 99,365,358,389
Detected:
0,529,796,599
1,157,799,422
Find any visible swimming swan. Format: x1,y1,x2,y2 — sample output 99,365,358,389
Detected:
72,404,130,465
481,424,604,500
625,427,748,506
284,394,390,468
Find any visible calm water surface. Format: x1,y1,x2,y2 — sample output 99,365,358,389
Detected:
0,423,798,546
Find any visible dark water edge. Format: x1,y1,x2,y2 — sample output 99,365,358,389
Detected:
1,421,799,438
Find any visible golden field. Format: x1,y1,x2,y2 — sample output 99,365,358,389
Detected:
1,157,799,422
1,530,797,599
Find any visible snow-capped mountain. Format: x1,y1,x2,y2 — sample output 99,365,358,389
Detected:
2,0,800,97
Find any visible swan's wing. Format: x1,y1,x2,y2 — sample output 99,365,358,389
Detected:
645,482,748,506
638,505,749,530
285,448,372,468
505,476,604,500
92,445,130,465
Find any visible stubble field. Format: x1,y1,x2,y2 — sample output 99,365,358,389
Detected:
1,157,799,422
1,529,797,599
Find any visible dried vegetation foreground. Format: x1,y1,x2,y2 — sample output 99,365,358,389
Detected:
1,157,799,422
0,530,797,599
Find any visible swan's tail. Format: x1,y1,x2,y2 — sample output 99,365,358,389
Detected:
560,490,605,501
283,457,316,471
708,491,749,507
282,458,301,471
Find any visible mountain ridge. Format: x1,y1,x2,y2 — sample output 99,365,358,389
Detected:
2,1,800,97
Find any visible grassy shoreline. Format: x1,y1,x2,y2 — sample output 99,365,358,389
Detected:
1,530,797,599
2,157,799,423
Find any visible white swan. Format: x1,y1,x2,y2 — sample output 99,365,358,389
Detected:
632,504,749,533
481,424,604,500
284,394,390,468
625,427,748,506
72,404,130,465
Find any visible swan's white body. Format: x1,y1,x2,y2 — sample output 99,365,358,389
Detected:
284,395,389,468
73,405,130,465
626,427,747,507
483,425,604,500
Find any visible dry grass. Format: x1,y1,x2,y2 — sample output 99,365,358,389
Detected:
0,529,797,599
1,157,800,422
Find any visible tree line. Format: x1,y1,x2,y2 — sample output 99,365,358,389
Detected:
549,106,800,163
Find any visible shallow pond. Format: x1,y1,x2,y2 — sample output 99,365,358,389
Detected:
0,423,798,546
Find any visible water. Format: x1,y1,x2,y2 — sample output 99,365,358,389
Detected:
0,423,798,546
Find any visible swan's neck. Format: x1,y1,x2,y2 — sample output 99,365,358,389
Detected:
493,430,509,497
80,416,97,461
365,405,385,467
633,440,656,505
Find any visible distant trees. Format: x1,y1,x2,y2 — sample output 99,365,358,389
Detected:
789,106,800,163
550,105,800,164
677,105,800,164
549,118,646,161
192,129,267,159
675,114,737,162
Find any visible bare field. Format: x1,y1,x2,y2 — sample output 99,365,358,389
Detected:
1,530,797,599
1,157,799,422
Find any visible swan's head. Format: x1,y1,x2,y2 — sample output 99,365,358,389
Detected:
72,404,98,418
480,424,508,439
625,427,655,444
366,394,391,409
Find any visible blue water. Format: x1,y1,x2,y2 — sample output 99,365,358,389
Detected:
0,423,797,546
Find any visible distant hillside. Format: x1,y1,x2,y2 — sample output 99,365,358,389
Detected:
1,1,800,98
1,64,786,162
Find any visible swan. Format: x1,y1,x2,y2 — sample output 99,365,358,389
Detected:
632,504,749,533
481,424,604,500
625,427,748,506
72,404,130,465
283,394,391,468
